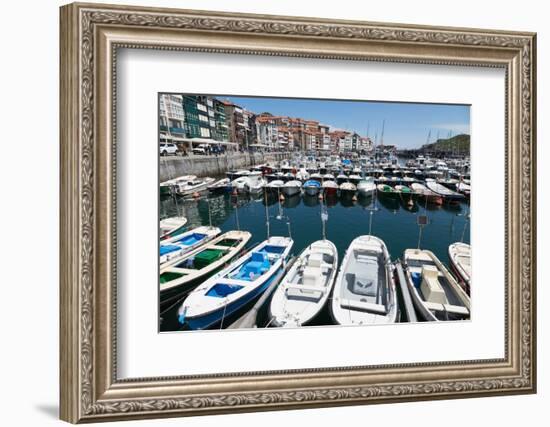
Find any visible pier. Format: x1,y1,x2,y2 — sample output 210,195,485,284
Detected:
160,151,291,182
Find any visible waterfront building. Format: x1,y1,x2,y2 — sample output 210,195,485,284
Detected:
360,136,374,152
182,95,212,139
304,131,317,151
159,94,185,140
276,126,295,151
220,100,245,148
330,130,352,152
255,114,279,150
241,109,256,149
320,133,331,151
160,94,370,154
211,98,229,142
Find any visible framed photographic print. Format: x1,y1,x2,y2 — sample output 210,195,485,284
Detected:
60,2,537,423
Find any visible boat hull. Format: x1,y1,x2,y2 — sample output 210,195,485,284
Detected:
304,186,320,196
160,185,173,196
282,186,301,196
340,189,356,197
208,186,231,194
184,266,284,330
449,261,470,295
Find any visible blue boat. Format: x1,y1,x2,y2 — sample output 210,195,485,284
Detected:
177,236,294,330
303,179,321,196
159,226,221,265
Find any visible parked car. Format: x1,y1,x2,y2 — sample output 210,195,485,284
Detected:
192,147,207,155
160,143,178,156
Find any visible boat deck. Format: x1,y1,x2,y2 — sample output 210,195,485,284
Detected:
340,249,388,309
406,254,466,308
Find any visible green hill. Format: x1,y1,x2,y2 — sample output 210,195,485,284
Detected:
422,134,470,153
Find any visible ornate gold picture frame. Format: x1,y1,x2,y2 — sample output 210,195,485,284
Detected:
60,2,536,423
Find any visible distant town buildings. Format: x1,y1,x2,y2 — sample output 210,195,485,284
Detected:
159,94,375,153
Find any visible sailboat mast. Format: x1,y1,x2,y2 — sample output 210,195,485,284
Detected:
264,188,270,239
320,200,327,240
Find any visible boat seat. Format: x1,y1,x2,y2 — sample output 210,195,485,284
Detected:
302,266,322,287
420,265,448,305
285,285,323,302
340,298,387,315
307,253,324,268
233,252,269,280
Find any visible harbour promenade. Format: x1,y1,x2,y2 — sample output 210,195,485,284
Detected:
160,151,291,181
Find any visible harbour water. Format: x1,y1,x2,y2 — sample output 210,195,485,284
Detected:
159,189,470,332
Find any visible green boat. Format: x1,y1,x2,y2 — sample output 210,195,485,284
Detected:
395,185,413,194
376,184,399,198
160,230,252,311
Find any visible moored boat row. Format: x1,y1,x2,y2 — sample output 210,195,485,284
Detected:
162,227,471,329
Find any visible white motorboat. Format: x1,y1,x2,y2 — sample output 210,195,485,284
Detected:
339,182,357,197
357,177,376,197
177,236,294,330
348,174,362,184
402,248,470,321
160,226,221,265
411,182,443,205
295,168,310,181
207,178,231,194
283,172,296,181
265,180,285,194
160,230,252,311
282,180,302,197
322,180,338,196
336,173,348,185
310,172,323,182
456,181,471,197
331,235,398,325
231,171,266,194
175,177,215,197
160,175,196,196
425,179,464,202
269,240,338,327
448,242,471,294
160,216,188,240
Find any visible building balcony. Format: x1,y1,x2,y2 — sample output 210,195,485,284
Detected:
169,126,186,135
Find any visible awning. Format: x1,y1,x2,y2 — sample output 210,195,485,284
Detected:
186,137,238,146
159,134,191,142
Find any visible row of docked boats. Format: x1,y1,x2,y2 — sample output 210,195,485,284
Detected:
160,153,470,200
159,221,472,328
271,236,471,327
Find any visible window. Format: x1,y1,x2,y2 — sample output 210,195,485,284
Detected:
200,127,211,138
199,114,209,123
197,103,207,112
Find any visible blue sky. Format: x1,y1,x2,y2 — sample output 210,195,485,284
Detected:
225,96,470,149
